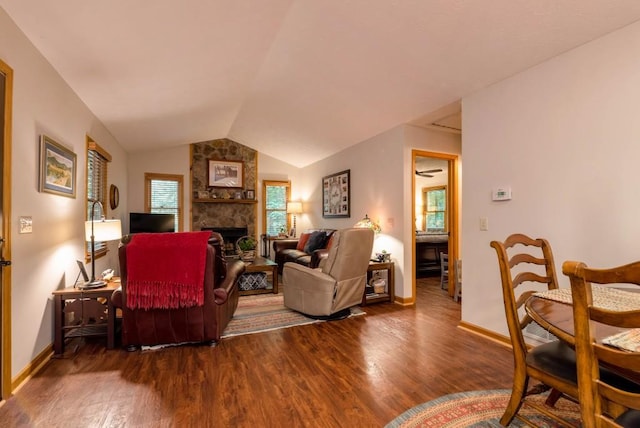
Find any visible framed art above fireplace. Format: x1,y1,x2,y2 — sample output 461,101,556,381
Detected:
208,159,244,188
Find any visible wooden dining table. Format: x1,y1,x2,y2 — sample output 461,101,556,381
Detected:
525,289,640,383
525,294,625,346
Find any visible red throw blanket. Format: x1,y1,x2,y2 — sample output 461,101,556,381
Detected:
126,231,211,310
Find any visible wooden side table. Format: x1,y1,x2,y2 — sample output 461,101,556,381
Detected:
52,280,120,356
362,261,395,306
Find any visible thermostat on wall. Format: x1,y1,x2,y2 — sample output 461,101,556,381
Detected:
492,187,512,201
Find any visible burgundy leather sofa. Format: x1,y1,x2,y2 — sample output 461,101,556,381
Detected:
111,231,245,351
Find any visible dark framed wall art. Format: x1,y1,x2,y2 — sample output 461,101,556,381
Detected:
322,169,350,218
39,135,77,198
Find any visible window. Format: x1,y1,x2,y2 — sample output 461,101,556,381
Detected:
262,180,290,236
86,138,112,257
144,173,183,232
423,186,447,232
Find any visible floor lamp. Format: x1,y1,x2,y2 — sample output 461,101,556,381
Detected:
286,201,303,237
82,201,122,289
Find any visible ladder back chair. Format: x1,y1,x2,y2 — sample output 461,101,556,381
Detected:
564,260,640,428
491,233,579,427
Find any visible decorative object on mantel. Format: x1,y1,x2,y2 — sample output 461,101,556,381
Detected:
286,201,303,237
39,134,77,198
208,158,244,188
322,169,350,218
236,235,257,261
355,214,381,234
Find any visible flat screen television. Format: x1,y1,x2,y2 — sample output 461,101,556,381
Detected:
129,212,175,234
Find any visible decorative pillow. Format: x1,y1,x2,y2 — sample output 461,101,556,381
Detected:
304,231,328,254
296,233,312,251
325,233,335,250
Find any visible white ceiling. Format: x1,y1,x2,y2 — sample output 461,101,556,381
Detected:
3,1,640,167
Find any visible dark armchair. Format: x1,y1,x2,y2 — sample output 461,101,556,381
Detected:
112,231,245,350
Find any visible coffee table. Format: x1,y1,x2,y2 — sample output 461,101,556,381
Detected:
237,256,278,295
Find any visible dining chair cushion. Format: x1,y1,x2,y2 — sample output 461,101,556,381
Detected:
527,340,640,394
526,341,578,384
616,410,640,427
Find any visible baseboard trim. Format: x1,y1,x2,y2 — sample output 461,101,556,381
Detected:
457,320,512,349
11,344,53,394
393,296,414,306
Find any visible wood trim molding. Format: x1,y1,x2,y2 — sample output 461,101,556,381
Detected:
457,321,512,349
1,58,13,399
11,345,52,394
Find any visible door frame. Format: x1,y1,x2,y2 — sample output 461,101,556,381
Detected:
411,149,459,300
0,58,13,400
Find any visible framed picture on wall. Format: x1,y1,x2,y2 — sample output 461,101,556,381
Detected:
322,169,350,218
208,159,244,188
39,135,77,198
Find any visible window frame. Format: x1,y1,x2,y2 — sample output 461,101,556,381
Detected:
144,172,184,232
86,137,112,260
422,185,447,232
262,180,291,237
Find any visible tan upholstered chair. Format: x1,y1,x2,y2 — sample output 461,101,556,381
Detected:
283,228,374,319
564,260,640,428
491,233,579,426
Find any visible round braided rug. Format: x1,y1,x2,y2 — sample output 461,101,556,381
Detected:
385,389,581,428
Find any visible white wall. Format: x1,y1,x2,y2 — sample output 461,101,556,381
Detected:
462,20,640,337
127,145,190,231
297,124,460,300
1,8,127,378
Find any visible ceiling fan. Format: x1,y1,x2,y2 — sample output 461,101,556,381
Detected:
415,168,443,178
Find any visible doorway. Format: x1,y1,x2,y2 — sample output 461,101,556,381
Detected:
412,150,459,302
0,58,13,400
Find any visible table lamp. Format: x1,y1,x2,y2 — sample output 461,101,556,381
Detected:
286,201,303,237
82,201,122,289
354,214,381,234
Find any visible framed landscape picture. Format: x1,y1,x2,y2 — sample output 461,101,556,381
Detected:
208,159,244,188
39,135,77,198
322,169,350,218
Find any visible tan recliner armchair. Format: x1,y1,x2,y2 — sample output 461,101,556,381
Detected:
283,228,374,319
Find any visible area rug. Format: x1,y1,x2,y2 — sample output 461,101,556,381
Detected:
222,294,365,338
385,389,581,428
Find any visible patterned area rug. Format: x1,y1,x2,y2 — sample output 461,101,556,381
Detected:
385,389,581,428
222,294,365,338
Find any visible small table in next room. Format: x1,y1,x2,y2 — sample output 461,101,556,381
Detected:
237,256,279,296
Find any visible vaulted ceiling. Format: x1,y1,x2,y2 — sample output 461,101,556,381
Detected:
3,1,640,167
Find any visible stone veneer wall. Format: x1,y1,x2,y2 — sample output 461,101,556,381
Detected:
191,139,257,238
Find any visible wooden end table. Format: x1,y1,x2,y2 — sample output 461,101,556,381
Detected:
362,261,395,305
52,280,120,356
236,256,279,295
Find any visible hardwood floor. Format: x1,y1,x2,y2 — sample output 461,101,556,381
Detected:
0,278,516,427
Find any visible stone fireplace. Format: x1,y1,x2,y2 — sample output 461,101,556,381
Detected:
202,226,248,256
190,139,258,245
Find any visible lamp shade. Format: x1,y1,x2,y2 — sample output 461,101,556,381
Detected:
85,219,122,242
354,214,381,234
286,201,303,214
